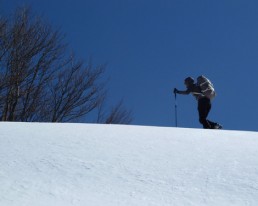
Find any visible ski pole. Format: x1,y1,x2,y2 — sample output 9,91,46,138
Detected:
174,92,178,127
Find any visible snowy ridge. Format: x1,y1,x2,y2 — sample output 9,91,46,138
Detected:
0,122,258,206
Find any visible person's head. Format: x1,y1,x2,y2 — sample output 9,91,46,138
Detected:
184,77,194,87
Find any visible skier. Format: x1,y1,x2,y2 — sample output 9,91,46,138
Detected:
174,76,222,129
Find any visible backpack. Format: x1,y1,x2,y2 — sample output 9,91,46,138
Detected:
197,75,216,100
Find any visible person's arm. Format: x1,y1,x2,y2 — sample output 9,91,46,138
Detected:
174,88,190,95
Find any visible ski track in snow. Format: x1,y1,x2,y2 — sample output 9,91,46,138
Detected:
0,122,258,206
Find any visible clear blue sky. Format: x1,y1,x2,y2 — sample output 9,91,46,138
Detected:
2,0,258,131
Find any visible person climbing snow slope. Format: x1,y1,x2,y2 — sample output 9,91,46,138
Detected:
174,76,222,129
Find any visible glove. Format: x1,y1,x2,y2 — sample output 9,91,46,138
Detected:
174,88,178,94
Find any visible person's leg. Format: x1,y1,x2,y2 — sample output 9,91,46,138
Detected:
198,98,212,129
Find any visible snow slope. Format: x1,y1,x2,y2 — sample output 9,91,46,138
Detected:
0,122,258,206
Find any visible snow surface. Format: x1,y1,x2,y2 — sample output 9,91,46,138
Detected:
0,122,258,206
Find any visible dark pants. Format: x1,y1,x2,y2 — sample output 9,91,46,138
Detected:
198,97,216,129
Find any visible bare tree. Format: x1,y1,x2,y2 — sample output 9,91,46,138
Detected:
0,8,65,121
45,59,105,122
105,100,133,124
96,99,132,124
0,7,132,124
